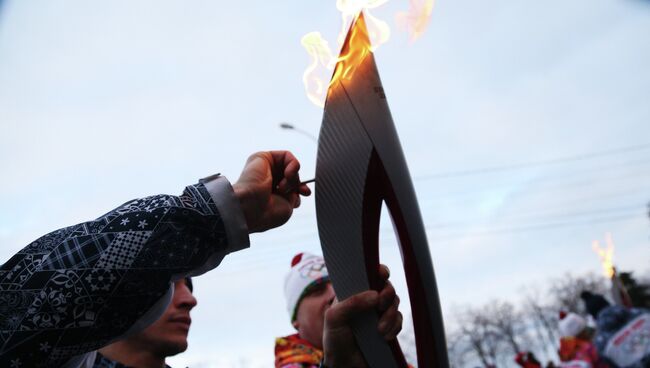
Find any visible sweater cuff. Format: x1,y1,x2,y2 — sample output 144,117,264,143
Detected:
200,173,250,253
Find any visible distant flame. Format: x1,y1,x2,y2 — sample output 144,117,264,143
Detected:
301,0,434,107
592,233,615,279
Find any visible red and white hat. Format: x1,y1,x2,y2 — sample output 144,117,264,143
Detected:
284,252,329,322
558,312,586,337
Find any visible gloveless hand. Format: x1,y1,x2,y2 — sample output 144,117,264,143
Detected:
233,151,311,233
322,265,402,367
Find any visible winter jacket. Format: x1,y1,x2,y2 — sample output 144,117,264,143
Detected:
274,333,323,368
558,336,606,368
593,306,650,368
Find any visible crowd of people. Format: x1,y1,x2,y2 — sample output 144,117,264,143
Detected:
515,291,650,368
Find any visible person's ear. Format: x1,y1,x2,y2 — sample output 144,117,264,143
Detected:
292,320,299,330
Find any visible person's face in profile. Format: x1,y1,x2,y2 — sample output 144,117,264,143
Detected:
130,279,197,357
293,281,336,349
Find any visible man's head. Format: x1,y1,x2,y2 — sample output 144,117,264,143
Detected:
99,278,197,366
135,278,197,355
284,253,334,349
580,290,610,319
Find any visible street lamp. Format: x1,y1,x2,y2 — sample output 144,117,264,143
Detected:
278,122,318,143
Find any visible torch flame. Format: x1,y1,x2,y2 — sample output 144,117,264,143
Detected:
336,0,391,48
592,233,615,279
301,0,434,107
396,0,435,42
331,13,372,88
301,32,336,107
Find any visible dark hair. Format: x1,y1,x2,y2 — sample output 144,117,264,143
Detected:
580,291,610,318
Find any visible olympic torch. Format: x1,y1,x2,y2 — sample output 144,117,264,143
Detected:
592,234,633,308
315,12,449,368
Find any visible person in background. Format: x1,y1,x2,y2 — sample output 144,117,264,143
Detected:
275,252,403,367
580,291,650,368
94,278,196,368
275,253,331,367
557,311,604,368
514,351,542,368
581,292,611,321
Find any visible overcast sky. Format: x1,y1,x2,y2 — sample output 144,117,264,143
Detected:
1,0,649,367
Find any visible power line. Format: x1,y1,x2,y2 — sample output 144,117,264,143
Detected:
446,195,648,223
282,152,650,225
489,187,648,217
227,203,647,273
227,141,650,272
415,142,650,180
419,177,650,211
427,212,642,241
419,203,644,231
215,210,645,277
289,172,650,226
418,159,650,200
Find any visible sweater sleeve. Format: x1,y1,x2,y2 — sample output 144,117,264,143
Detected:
0,177,249,367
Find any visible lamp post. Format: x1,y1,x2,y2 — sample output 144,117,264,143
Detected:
279,122,318,143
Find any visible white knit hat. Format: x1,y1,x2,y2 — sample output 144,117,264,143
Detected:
284,252,329,322
558,312,586,337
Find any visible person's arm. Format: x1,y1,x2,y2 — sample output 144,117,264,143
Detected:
0,151,310,367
